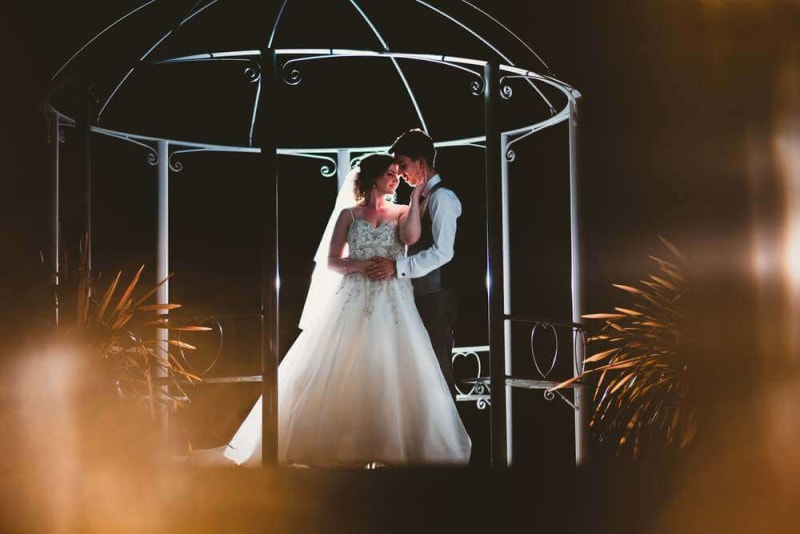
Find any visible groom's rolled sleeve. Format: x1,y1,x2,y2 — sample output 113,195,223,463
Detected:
396,190,461,279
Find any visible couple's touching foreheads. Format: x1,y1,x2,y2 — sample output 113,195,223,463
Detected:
199,128,469,468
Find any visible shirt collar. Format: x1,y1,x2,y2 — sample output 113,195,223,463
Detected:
423,174,442,197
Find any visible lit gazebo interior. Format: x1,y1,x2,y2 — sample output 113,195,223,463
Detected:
45,0,586,468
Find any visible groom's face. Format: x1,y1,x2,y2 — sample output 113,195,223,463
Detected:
395,155,423,187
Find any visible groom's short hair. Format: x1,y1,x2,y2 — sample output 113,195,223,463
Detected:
390,129,436,167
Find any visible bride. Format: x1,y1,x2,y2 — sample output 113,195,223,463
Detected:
222,153,471,467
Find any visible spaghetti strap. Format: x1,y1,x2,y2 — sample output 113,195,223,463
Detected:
348,208,355,221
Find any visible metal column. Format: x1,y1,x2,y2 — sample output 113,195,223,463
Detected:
568,92,589,466
257,48,280,466
484,61,508,468
49,113,61,325
156,140,170,433
500,132,513,465
337,149,351,190
79,89,94,273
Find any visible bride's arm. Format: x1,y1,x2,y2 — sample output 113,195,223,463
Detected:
327,209,372,275
399,186,423,245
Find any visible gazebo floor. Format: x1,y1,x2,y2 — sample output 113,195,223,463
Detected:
4,462,655,533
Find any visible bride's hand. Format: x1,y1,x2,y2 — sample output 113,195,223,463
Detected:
410,176,427,203
366,257,396,280
343,259,372,275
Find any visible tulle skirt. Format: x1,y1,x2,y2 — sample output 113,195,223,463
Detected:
223,273,471,467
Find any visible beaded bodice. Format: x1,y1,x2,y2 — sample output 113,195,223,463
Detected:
347,219,406,261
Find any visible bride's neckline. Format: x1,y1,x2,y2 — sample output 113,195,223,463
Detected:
351,218,397,230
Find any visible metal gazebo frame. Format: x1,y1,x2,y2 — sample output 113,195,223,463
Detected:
45,2,586,468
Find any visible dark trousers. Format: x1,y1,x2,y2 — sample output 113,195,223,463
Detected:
415,291,458,402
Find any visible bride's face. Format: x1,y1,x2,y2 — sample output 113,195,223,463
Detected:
375,164,400,195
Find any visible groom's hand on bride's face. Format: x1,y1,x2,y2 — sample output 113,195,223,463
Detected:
366,257,396,280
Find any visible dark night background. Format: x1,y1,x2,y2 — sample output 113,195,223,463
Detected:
2,1,799,532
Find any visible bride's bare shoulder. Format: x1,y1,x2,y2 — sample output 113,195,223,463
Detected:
340,206,359,219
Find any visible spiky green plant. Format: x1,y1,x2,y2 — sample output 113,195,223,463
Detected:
61,235,208,420
553,237,696,458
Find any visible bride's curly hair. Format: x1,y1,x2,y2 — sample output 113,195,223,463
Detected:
354,153,395,202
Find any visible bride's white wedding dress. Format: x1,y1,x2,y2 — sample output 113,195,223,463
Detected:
222,213,471,467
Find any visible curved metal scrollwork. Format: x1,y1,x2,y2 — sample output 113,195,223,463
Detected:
500,74,557,115
452,346,491,410
244,60,261,83
97,130,159,165
453,349,483,396
121,137,159,165
574,327,588,376
504,317,587,409
350,153,373,171
531,322,559,379
544,387,577,409
130,138,159,166
504,126,540,163
531,320,585,409
282,63,302,86
500,83,513,100
282,151,337,178
317,159,337,178
168,148,215,172
169,152,183,172
281,53,484,96
470,78,485,96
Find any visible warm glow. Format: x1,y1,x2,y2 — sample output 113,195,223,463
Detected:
14,345,82,532
776,132,800,286
7,342,171,531
788,203,800,286
772,58,800,358
773,62,800,285
753,232,773,279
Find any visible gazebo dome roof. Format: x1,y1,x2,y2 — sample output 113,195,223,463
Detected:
50,0,573,150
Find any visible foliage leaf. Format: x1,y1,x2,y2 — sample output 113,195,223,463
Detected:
555,238,694,458
58,235,207,419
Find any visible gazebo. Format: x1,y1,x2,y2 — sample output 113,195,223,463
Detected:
44,0,586,467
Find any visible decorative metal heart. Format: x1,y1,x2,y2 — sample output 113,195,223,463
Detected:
531,322,558,379
451,349,483,396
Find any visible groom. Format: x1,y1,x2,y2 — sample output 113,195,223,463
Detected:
367,129,462,402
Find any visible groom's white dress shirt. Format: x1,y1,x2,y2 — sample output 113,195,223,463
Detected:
396,174,461,279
